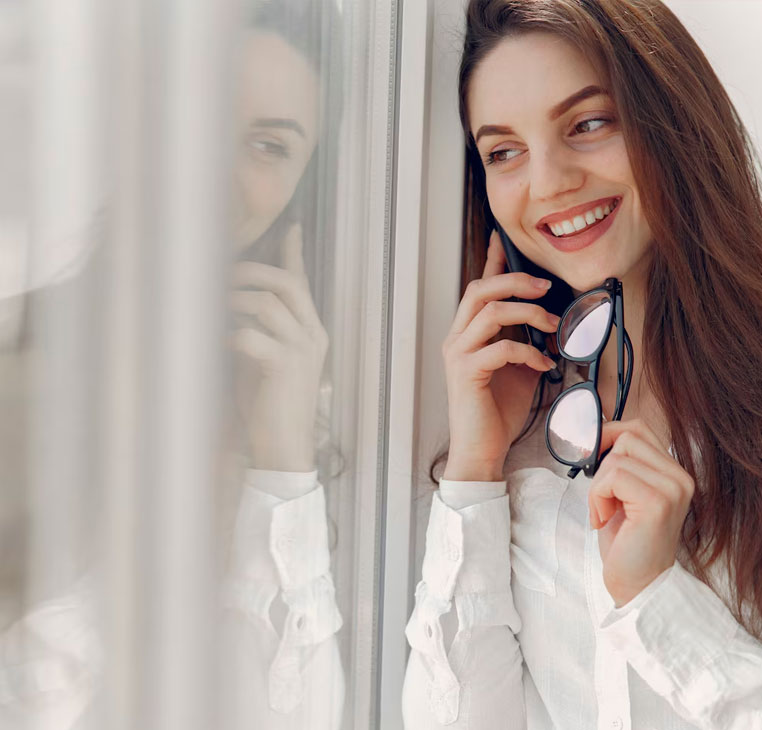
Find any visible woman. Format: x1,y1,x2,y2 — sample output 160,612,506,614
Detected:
403,1,762,728
223,1,347,728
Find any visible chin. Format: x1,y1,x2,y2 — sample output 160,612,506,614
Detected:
557,270,612,295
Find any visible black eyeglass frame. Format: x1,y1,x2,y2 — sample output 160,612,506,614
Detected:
544,277,633,479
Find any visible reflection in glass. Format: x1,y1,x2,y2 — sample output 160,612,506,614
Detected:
0,0,379,728
548,388,599,462
559,294,610,358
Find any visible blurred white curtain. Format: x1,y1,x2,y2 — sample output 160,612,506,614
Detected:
0,0,401,728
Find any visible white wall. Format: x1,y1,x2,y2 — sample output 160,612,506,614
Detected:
664,0,762,158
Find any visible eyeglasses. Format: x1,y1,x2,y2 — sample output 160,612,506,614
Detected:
544,278,633,479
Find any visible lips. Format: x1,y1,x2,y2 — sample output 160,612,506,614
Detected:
537,196,623,253
536,196,620,230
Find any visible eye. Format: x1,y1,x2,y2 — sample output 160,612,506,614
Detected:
484,147,522,166
244,136,291,161
573,117,612,135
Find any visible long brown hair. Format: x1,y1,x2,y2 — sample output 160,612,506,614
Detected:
443,0,762,638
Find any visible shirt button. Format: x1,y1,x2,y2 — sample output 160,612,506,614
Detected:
611,718,623,730
447,546,461,562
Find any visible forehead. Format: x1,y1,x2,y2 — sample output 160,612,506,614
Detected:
237,31,320,141
467,32,604,134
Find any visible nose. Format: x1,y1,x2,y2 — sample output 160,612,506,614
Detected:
528,144,585,203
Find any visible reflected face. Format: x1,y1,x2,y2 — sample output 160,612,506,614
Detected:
235,31,319,250
468,32,653,293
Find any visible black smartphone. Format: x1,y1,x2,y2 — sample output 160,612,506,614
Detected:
493,222,564,384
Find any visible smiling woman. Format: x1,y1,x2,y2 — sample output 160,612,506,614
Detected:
409,1,762,728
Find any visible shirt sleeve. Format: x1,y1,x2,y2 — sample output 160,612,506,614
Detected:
0,575,100,730
402,480,526,729
222,468,344,724
598,560,762,730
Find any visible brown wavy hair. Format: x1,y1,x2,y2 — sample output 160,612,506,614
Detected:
435,0,762,638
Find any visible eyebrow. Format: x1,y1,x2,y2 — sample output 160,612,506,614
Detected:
250,117,306,138
474,85,610,144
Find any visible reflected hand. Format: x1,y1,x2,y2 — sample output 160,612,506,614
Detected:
589,419,694,607
230,223,328,472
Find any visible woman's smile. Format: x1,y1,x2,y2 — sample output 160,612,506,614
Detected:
536,195,622,252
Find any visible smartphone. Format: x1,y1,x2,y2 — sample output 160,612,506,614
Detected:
493,222,564,384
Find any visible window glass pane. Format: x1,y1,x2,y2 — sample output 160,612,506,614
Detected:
0,0,398,728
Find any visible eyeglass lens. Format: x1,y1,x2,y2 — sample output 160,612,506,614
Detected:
559,292,611,359
547,388,599,463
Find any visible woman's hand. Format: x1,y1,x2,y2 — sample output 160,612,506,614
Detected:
230,223,328,472
589,419,695,607
442,230,559,481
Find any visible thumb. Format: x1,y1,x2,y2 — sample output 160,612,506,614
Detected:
281,222,306,278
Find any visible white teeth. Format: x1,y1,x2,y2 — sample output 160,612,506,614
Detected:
546,199,618,238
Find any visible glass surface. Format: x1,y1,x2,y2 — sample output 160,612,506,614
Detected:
548,388,599,462
0,1,393,728
560,294,611,359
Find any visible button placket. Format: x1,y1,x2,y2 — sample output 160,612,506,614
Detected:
586,524,632,730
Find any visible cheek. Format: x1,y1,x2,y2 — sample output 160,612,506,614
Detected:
236,162,300,225
486,174,525,227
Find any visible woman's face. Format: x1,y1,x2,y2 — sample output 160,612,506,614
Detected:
468,32,653,293
235,31,319,251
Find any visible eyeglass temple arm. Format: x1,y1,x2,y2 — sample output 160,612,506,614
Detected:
612,297,634,421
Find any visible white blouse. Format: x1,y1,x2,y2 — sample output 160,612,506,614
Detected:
402,366,762,729
5,361,762,729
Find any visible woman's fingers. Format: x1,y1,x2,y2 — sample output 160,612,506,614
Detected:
599,421,694,500
482,229,507,279
232,259,320,332
589,464,662,529
599,418,663,455
466,338,554,377
594,453,686,517
281,222,307,278
449,272,552,335
230,290,302,343
455,300,558,354
230,327,284,366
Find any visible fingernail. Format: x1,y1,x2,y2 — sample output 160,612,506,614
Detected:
532,277,552,289
547,313,561,326
544,356,556,368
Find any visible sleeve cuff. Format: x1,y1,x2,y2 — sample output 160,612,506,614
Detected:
438,479,506,510
245,468,318,500
606,563,675,616
404,487,520,725
421,490,514,598
229,481,332,589
225,477,343,716
598,560,740,694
